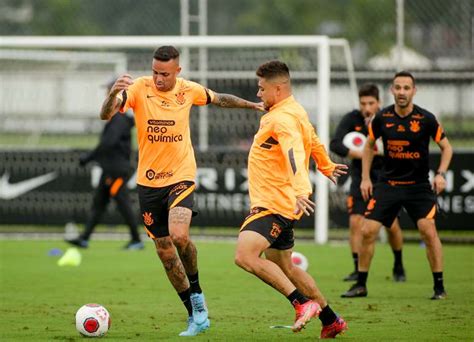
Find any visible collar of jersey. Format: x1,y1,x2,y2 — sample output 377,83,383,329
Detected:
149,77,182,95
393,104,417,119
269,95,295,111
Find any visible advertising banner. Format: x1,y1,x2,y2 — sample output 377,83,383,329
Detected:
0,149,472,230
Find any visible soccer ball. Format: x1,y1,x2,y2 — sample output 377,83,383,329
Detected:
291,251,309,271
75,304,111,337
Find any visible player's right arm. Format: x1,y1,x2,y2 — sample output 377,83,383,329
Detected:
100,74,134,120
361,116,380,201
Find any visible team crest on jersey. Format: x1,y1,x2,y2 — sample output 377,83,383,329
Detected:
409,120,420,133
143,212,154,226
397,125,406,132
175,92,186,105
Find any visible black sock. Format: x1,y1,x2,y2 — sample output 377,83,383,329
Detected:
178,288,193,317
319,305,338,326
188,272,202,294
352,252,358,272
433,272,444,291
393,249,403,268
287,289,309,307
357,271,368,287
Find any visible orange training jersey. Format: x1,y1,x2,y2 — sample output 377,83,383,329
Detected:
118,76,215,187
248,95,336,220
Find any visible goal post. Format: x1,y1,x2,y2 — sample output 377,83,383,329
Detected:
0,35,357,244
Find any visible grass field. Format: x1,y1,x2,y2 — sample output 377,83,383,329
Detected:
1,239,473,341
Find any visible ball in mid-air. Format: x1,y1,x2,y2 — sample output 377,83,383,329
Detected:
291,251,309,271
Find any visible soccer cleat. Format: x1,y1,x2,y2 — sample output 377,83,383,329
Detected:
320,316,348,339
430,289,447,300
123,241,144,250
343,271,358,282
179,316,210,337
292,300,321,332
190,292,208,325
393,266,406,282
65,238,88,249
341,283,368,298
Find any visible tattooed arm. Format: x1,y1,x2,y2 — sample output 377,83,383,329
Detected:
212,93,265,111
100,94,121,120
99,74,134,120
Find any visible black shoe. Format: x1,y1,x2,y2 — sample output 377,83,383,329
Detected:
393,266,406,282
341,283,368,298
123,241,144,250
65,238,88,249
343,271,358,282
430,289,447,300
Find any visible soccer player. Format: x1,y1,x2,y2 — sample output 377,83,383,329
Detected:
99,46,264,336
341,71,453,300
66,78,143,250
234,60,348,338
330,84,406,282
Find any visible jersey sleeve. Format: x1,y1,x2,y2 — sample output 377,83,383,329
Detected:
428,116,446,143
368,114,382,141
190,81,216,106
274,116,312,197
329,113,353,157
311,128,336,177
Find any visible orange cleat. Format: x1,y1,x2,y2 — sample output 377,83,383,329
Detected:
320,316,348,339
292,300,321,332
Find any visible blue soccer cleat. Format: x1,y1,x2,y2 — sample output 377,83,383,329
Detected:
179,316,210,337
190,292,208,325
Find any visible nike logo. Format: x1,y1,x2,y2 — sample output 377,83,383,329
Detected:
0,171,57,200
386,123,395,128
175,188,187,196
147,95,156,98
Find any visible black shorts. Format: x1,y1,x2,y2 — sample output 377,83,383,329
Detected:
365,182,437,228
137,181,196,239
347,190,366,216
239,207,295,250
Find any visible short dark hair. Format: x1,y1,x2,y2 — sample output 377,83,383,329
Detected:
256,60,290,80
393,70,416,86
153,46,180,61
358,83,379,100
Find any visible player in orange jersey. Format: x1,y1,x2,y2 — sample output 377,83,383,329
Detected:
234,60,348,338
99,46,264,336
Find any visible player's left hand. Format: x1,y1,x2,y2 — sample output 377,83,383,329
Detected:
294,195,315,216
433,174,446,194
327,163,348,184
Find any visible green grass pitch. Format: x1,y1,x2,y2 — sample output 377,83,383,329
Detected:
1,239,473,341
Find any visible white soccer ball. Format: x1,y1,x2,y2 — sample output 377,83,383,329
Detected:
75,303,111,337
291,251,309,271
342,131,367,152
342,131,383,153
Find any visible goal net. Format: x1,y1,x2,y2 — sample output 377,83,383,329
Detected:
0,35,357,243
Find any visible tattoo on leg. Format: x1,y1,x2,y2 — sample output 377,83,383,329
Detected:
155,237,189,292
169,207,192,226
178,240,198,275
